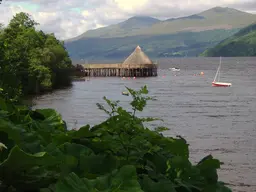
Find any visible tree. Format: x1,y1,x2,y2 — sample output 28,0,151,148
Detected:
0,12,73,99
0,13,38,98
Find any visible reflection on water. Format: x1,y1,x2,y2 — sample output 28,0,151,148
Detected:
33,57,256,192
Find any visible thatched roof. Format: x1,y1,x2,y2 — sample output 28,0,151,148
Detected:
122,46,153,65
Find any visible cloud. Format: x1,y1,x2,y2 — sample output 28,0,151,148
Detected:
231,0,256,12
0,0,255,40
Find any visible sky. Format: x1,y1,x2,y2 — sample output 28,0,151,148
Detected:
0,0,256,40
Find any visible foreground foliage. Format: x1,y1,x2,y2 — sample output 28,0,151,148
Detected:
0,86,232,191
0,12,73,100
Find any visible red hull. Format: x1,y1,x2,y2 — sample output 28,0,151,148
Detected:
212,82,231,87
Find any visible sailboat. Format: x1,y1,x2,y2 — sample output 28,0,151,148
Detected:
169,68,180,72
212,57,232,87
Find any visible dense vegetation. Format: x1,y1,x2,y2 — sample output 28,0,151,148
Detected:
0,85,232,191
201,23,256,57
0,12,73,100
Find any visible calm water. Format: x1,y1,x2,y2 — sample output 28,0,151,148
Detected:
33,57,256,192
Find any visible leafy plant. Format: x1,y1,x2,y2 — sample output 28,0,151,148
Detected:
0,86,232,191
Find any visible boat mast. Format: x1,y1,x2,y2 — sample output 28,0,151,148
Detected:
213,70,218,82
213,56,221,82
218,56,221,82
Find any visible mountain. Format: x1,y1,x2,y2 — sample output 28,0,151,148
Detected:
65,7,256,60
66,16,160,41
128,6,256,36
201,23,256,57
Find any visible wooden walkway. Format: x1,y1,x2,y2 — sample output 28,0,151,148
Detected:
80,63,158,77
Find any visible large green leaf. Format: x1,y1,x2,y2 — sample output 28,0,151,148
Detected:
55,165,143,192
55,172,91,192
0,145,59,190
144,130,189,158
35,108,67,131
140,175,177,192
0,119,21,144
49,143,117,178
69,125,94,139
196,155,221,185
0,119,22,161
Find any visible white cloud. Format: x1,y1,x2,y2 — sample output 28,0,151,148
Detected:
0,0,255,40
115,0,148,12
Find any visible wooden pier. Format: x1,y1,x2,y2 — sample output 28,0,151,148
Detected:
82,63,158,77
76,46,158,77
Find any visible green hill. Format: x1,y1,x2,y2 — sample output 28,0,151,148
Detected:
67,7,256,39
66,29,239,60
64,7,256,60
201,23,256,57
130,7,256,36
66,16,160,41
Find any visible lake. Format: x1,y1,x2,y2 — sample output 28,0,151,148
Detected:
33,57,256,192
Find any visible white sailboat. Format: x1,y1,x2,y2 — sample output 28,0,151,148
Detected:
212,57,232,87
169,68,180,71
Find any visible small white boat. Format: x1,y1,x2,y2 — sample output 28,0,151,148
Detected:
122,91,129,96
169,68,180,72
212,57,232,87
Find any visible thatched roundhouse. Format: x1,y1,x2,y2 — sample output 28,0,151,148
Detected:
120,45,158,77
123,45,153,65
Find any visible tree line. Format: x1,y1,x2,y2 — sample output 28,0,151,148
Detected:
0,12,73,100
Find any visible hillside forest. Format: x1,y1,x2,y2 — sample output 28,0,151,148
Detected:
201,22,256,56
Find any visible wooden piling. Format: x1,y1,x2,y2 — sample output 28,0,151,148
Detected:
81,63,158,77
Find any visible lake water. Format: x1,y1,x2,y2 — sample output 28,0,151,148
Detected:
33,57,256,192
